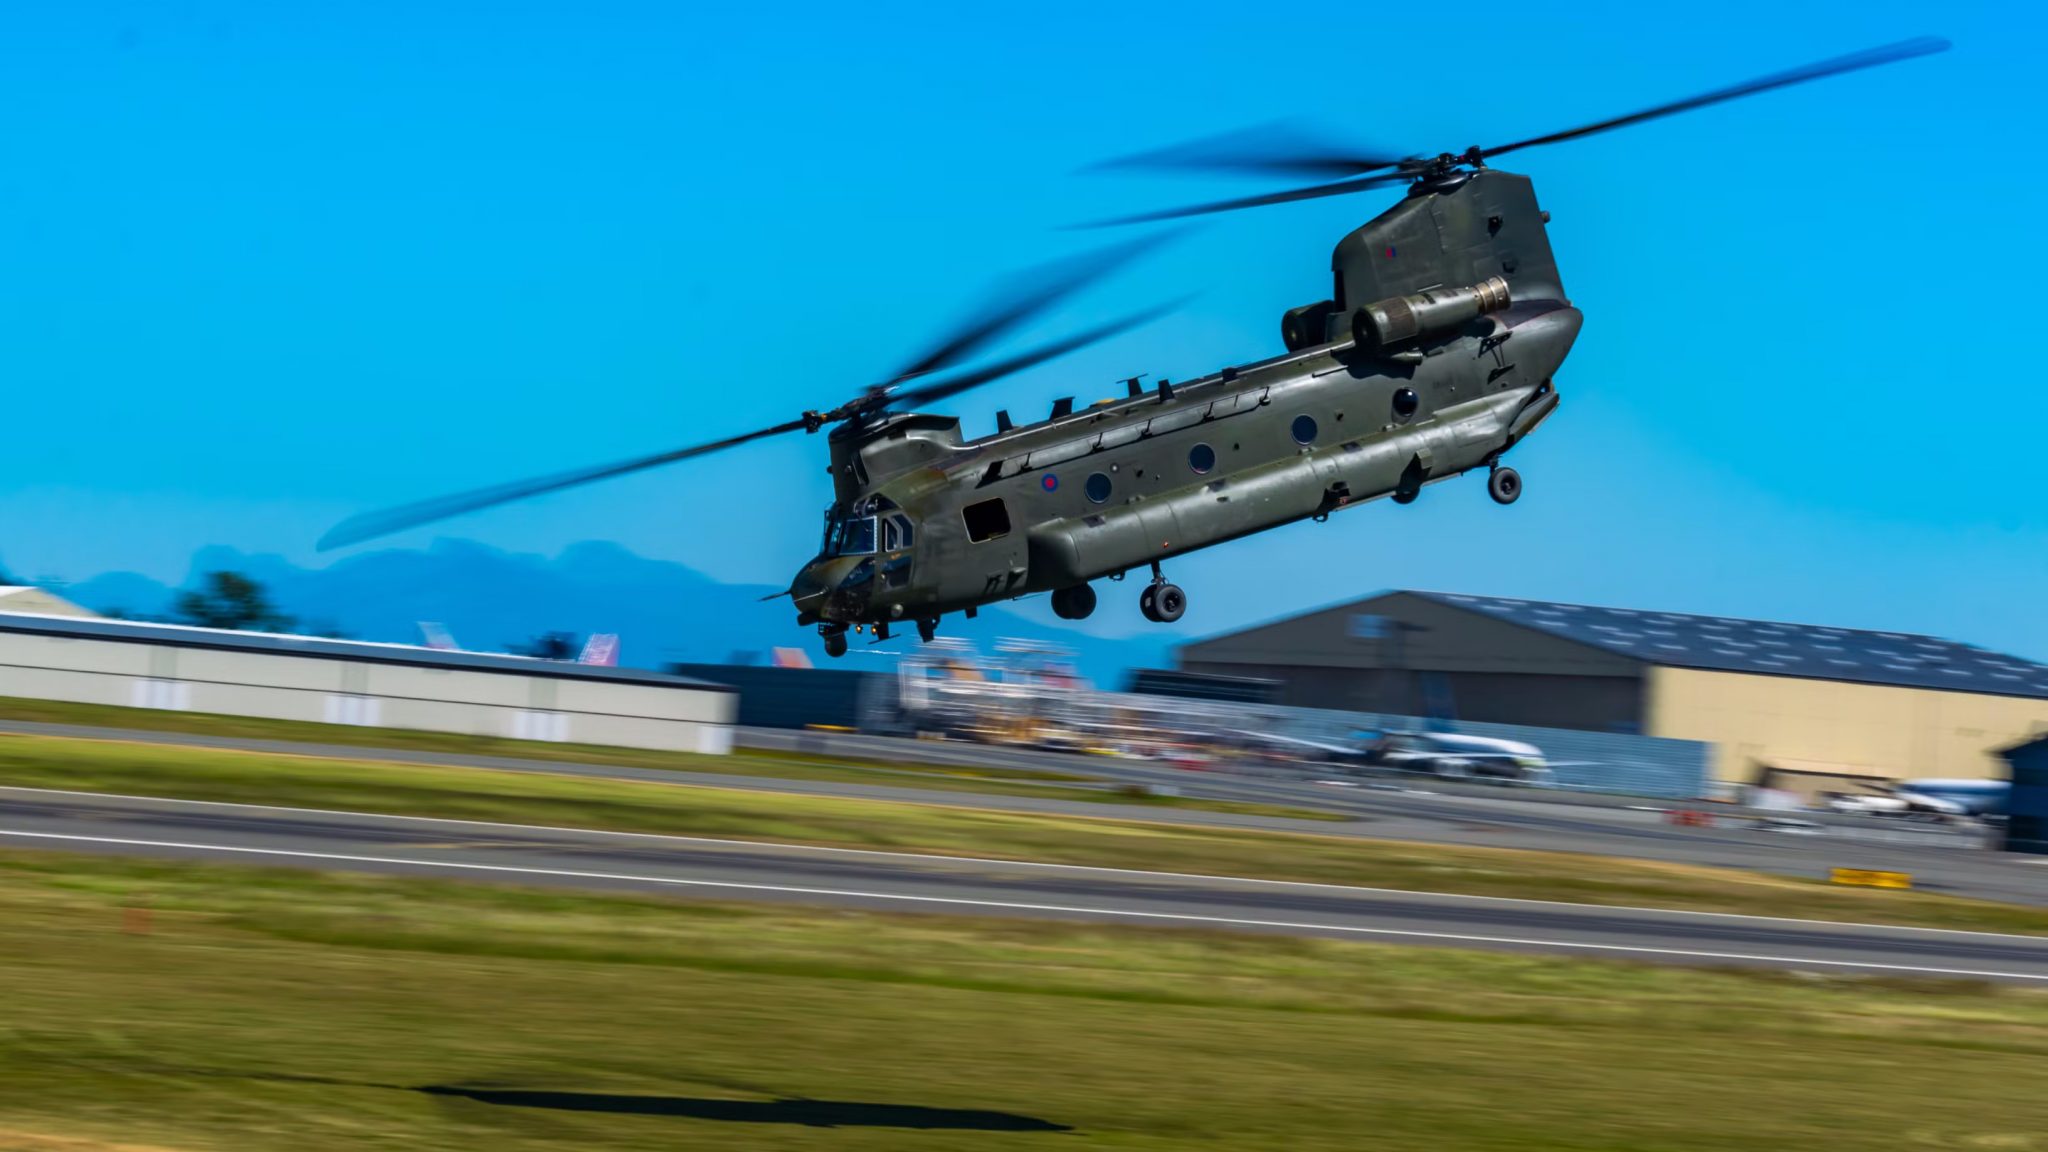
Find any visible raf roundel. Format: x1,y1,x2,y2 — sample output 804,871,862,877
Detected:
1041,473,1059,493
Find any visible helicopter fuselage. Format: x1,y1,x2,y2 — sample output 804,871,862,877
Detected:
789,170,1580,644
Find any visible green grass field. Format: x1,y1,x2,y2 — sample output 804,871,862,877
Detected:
0,695,1338,820
4,730,2046,935
1,849,2044,1151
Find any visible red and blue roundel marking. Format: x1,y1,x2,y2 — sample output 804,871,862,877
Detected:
1041,473,1059,493
1384,244,1397,259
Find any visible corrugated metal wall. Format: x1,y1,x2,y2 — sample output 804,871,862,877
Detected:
0,624,737,753
668,665,898,732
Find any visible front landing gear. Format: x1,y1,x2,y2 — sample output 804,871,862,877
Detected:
1051,584,1097,620
1138,563,1187,624
1488,465,1522,506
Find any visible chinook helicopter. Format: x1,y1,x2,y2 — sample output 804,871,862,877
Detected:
320,37,1948,659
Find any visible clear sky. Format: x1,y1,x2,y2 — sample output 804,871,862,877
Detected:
3,0,2043,658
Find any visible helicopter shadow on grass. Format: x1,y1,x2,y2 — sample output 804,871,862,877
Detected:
109,1063,1073,1134
418,1085,1073,1131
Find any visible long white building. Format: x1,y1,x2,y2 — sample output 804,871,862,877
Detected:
0,610,736,754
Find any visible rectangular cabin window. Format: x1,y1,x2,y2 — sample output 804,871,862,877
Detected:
963,498,1011,543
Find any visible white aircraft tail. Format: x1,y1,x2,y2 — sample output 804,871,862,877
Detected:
577,633,619,666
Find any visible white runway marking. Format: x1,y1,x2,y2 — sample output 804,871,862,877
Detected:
2,827,2043,982
0,784,2031,941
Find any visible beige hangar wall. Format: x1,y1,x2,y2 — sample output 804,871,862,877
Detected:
1646,666,2048,784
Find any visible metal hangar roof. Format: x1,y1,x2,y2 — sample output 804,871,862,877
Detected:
1412,592,2048,700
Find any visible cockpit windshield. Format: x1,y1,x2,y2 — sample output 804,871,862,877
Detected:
831,515,877,556
823,497,901,557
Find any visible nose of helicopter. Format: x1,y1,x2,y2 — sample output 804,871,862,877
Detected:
788,555,873,623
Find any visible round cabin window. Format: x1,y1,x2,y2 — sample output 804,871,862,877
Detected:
1392,388,1419,421
1291,414,1318,445
1085,472,1113,503
1188,443,1216,474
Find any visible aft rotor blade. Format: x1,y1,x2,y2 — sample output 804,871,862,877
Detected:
1075,170,1413,228
1481,36,1951,161
317,418,809,551
1083,121,1410,181
890,297,1190,410
888,231,1182,385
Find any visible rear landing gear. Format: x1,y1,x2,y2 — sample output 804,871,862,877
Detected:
916,618,939,643
1488,465,1522,506
1051,583,1097,620
1139,563,1187,624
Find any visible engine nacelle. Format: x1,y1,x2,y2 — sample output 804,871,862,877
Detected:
1280,300,1340,352
1352,276,1512,351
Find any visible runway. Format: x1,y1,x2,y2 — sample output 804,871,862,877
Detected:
2,718,2037,906
6,787,2047,981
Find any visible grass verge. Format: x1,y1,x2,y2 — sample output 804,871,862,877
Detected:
0,695,1336,821
2,849,2046,1151
3,731,2046,935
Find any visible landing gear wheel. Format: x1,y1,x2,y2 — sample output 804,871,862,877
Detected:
916,618,938,643
1051,584,1097,621
1391,487,1419,505
822,631,848,659
1488,466,1522,506
1139,584,1159,622
1149,583,1186,624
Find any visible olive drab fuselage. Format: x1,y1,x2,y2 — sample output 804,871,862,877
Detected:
787,169,1582,633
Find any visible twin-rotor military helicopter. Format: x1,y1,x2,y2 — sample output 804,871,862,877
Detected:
320,37,1949,659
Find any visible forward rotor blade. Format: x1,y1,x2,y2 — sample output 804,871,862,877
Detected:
1075,171,1413,228
888,231,1182,385
1481,36,1951,160
317,418,809,550
1083,121,1409,180
890,297,1190,410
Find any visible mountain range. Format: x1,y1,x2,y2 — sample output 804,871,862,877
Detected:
28,540,1176,686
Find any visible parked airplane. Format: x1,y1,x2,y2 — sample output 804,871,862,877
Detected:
1824,779,2009,820
1232,727,1553,784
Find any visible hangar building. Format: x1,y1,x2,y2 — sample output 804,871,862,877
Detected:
0,611,736,754
2002,735,2048,856
1176,591,2048,788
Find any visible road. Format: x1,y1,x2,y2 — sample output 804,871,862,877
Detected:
2,718,2038,906
5,787,2047,981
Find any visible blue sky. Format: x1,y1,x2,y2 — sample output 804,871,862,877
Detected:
3,0,2043,659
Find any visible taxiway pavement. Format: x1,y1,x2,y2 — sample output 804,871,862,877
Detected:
4,787,2046,981
0,719,2037,906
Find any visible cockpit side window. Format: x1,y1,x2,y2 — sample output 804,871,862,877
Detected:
884,515,915,551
